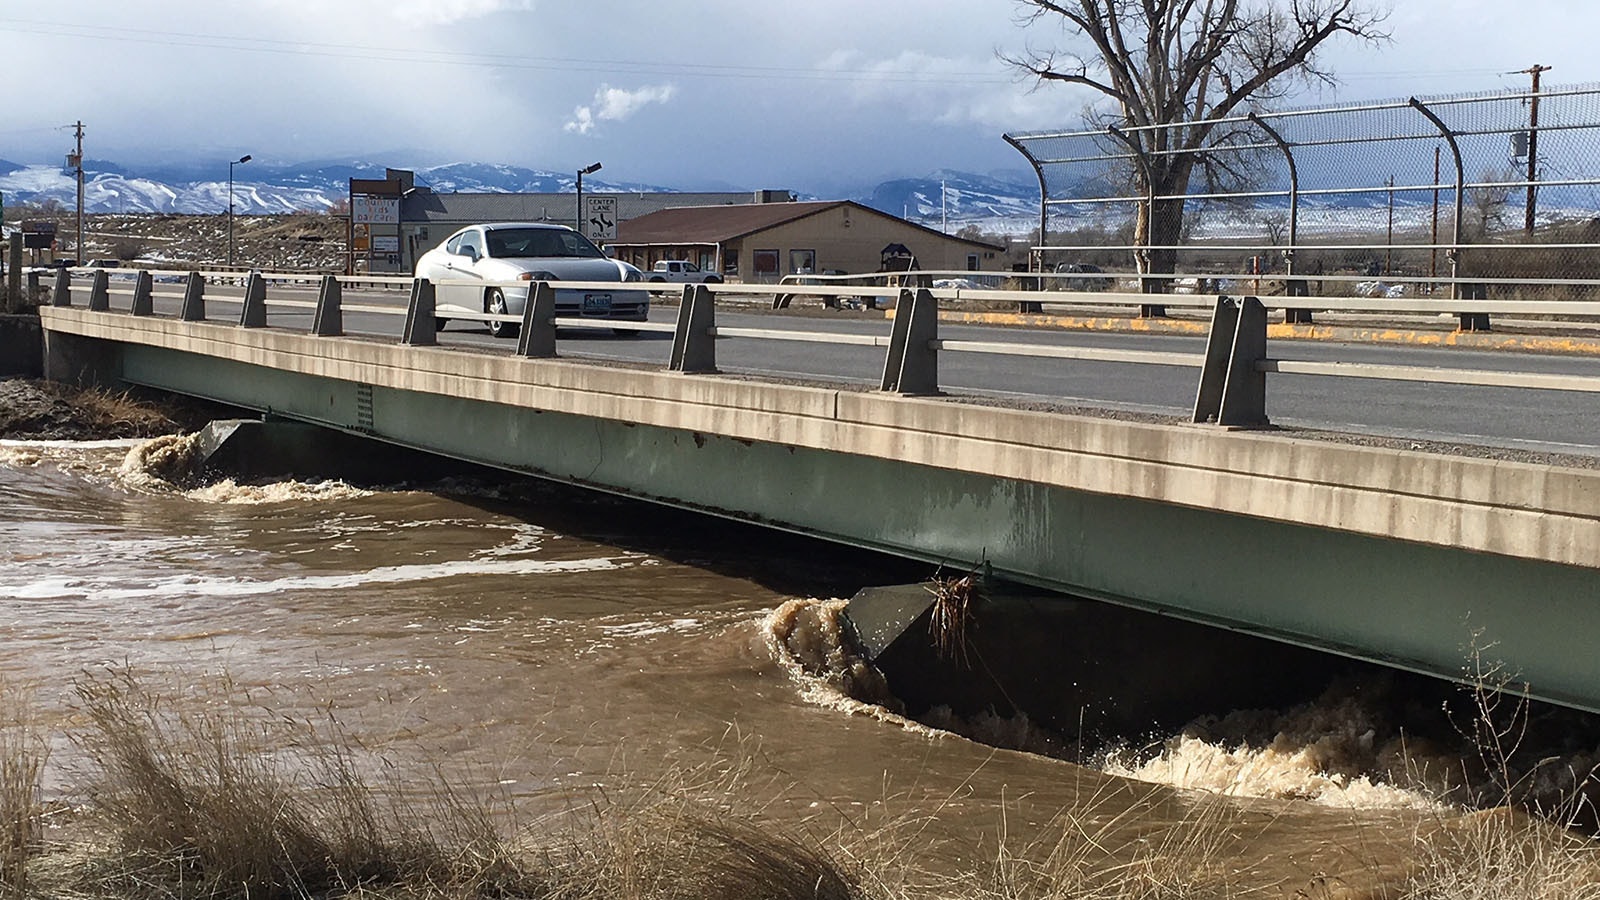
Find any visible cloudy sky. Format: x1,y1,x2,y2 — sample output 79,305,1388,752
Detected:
3,1,1595,192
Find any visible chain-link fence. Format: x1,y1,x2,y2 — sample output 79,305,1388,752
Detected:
1005,82,1600,302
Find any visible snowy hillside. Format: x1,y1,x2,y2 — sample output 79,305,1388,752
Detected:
0,157,1052,230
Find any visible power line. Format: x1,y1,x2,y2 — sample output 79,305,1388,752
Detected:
0,17,1011,85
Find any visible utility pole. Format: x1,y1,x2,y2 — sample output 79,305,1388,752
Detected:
1520,64,1551,235
69,121,84,263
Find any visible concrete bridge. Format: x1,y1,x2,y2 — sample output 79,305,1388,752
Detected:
27,268,1600,715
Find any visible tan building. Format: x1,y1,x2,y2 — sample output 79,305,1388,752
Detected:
611,200,1004,282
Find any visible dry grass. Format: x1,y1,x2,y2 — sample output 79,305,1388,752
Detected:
58,384,185,437
926,569,982,668
0,680,49,899
66,668,538,899
3,666,1599,899
1400,807,1600,900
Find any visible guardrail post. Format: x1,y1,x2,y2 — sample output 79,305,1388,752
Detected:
880,288,940,395
669,284,717,373
180,271,206,321
1192,295,1269,428
311,275,343,336
26,270,40,305
401,278,437,345
239,271,268,327
51,268,71,307
88,269,110,311
130,270,154,316
517,281,558,358
1283,278,1313,324
1458,283,1491,332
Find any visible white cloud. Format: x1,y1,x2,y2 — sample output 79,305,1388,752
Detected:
565,84,678,134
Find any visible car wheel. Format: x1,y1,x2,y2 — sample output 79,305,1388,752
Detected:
486,288,520,339
648,275,668,297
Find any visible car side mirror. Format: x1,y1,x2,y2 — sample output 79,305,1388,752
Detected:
458,246,478,261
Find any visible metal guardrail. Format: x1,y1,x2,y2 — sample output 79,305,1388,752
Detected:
42,266,1600,435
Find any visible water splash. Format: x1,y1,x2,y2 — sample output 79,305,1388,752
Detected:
115,434,372,503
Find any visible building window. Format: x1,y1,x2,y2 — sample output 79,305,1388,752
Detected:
790,249,816,274
753,249,780,278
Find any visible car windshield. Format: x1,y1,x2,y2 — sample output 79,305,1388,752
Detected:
485,228,605,260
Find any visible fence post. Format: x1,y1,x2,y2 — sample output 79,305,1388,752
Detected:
239,271,267,327
880,288,940,395
88,269,110,311
669,284,717,373
517,281,558,358
51,268,71,307
311,275,343,336
180,271,206,321
401,278,437,345
26,270,40,305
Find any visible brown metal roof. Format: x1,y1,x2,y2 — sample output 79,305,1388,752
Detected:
616,200,847,244
615,200,1005,251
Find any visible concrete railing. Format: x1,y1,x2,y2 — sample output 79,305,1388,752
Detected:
40,266,1600,433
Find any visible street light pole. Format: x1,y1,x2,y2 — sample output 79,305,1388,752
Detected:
228,154,252,267
575,162,602,236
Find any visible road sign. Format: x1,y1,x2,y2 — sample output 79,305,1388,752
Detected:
584,195,617,241
352,195,399,225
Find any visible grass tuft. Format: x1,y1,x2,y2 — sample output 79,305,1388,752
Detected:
0,679,49,899
70,668,536,899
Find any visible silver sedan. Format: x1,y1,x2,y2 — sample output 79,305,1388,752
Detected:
414,222,649,337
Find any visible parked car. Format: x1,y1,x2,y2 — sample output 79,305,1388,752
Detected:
1054,262,1114,292
414,222,648,338
648,259,723,287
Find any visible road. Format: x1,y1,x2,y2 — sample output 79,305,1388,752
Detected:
127,282,1600,458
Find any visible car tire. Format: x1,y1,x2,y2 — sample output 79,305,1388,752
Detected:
648,275,668,297
486,288,519,339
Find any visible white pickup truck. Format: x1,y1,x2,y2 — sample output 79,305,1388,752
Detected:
648,260,723,285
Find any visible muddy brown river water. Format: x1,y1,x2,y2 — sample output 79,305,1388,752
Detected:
2,437,1592,897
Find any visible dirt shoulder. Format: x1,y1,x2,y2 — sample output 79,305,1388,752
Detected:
0,378,226,441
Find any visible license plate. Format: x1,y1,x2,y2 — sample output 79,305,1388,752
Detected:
582,293,612,313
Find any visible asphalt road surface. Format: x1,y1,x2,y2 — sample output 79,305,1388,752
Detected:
116,281,1600,459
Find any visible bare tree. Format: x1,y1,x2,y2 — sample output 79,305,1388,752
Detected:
1004,0,1389,285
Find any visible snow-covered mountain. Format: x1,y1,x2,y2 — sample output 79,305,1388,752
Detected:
0,158,1050,230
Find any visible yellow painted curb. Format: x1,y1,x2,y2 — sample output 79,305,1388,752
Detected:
898,309,1600,356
